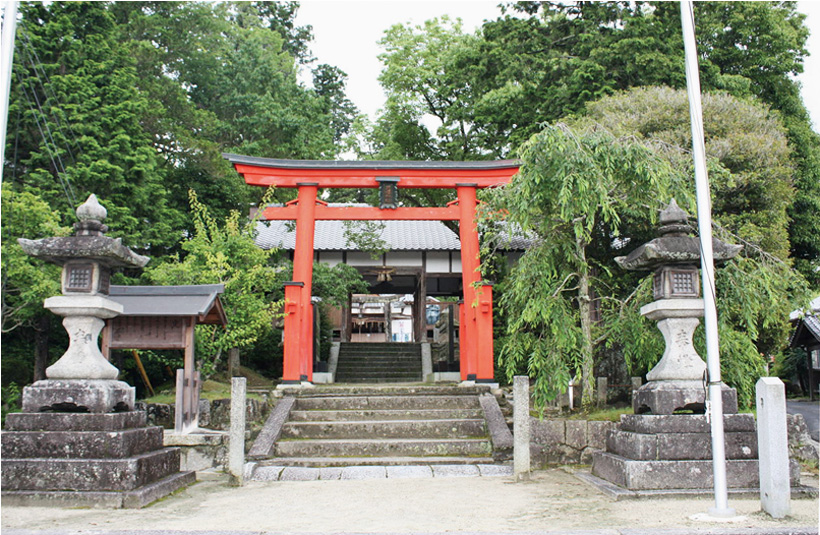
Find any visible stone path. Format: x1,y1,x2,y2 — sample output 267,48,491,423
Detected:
246,462,512,481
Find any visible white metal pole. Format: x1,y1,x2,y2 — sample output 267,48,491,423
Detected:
680,1,734,517
0,1,19,181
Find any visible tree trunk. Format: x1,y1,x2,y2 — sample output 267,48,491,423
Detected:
576,237,595,407
33,315,50,382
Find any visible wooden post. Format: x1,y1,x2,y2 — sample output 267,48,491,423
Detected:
457,184,480,381
294,183,318,382
476,283,494,381
282,282,303,383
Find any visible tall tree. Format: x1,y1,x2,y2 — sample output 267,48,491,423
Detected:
373,2,818,281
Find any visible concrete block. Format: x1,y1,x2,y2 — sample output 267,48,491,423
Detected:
318,467,343,480
252,466,284,481
619,413,755,434
477,464,513,477
431,464,480,478
386,465,433,479
633,380,737,415
1,427,163,459
565,420,587,450
340,466,386,480
1,448,181,491
530,418,565,445
606,429,658,460
513,376,530,480
587,421,613,450
280,467,319,481
22,379,135,413
757,377,790,518
4,411,146,432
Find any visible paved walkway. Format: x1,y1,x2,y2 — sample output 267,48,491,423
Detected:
2,469,817,534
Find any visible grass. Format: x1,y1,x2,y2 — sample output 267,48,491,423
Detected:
141,377,266,404
529,405,634,421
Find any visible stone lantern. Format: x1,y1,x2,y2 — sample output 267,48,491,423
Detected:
588,200,793,493
17,194,149,412
3,194,194,508
615,199,742,415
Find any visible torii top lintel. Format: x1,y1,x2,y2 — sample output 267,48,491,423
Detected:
224,153,520,189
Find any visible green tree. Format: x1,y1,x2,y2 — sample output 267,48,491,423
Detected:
484,123,682,406
145,189,282,377
7,2,183,254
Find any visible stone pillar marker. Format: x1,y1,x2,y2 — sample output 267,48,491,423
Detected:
513,375,530,481
229,376,248,486
756,377,790,518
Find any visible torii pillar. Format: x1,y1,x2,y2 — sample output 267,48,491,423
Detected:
224,155,520,385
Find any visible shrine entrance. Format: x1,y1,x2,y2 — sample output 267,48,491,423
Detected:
225,155,520,384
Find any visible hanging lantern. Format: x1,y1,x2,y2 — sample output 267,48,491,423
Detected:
376,177,400,209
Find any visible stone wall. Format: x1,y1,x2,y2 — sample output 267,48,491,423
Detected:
529,418,614,466
136,397,269,431
529,414,819,468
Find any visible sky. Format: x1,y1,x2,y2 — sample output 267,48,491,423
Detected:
296,1,820,133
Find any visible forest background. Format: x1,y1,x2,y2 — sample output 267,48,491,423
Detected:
2,1,818,411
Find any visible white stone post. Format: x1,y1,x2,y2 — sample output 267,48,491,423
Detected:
513,375,530,481
229,377,247,486
756,377,790,518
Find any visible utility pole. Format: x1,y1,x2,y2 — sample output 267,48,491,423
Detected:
1,1,19,181
680,1,734,518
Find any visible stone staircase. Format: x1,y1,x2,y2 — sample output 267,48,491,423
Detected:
248,385,512,473
334,343,422,383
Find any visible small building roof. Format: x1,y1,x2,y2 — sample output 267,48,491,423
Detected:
256,217,461,251
108,285,227,325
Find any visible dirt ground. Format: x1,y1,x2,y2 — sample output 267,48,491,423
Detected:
2,469,818,533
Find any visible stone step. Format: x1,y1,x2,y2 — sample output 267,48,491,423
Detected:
286,385,490,397
0,448,182,492
1,427,164,459
334,378,420,384
288,408,485,421
337,360,420,365
274,438,493,458
606,429,758,461
294,395,481,410
336,370,421,383
591,452,800,491
281,419,487,439
335,365,422,372
255,456,498,468
3,411,147,432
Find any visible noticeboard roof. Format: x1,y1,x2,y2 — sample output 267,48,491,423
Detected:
107,285,227,325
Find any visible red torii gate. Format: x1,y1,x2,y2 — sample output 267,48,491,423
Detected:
225,154,520,384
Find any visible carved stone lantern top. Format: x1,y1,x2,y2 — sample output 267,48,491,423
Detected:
17,195,149,271
614,198,741,271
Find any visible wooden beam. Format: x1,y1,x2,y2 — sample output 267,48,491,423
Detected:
260,205,461,221
234,163,518,190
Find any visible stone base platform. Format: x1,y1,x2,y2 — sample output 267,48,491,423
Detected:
591,413,799,492
633,380,737,415
1,411,194,508
21,379,135,413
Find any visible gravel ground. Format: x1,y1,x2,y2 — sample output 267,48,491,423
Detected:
1,469,817,534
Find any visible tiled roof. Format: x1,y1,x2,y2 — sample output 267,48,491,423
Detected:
255,218,461,251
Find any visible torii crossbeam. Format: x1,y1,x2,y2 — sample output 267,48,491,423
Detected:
225,154,520,384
